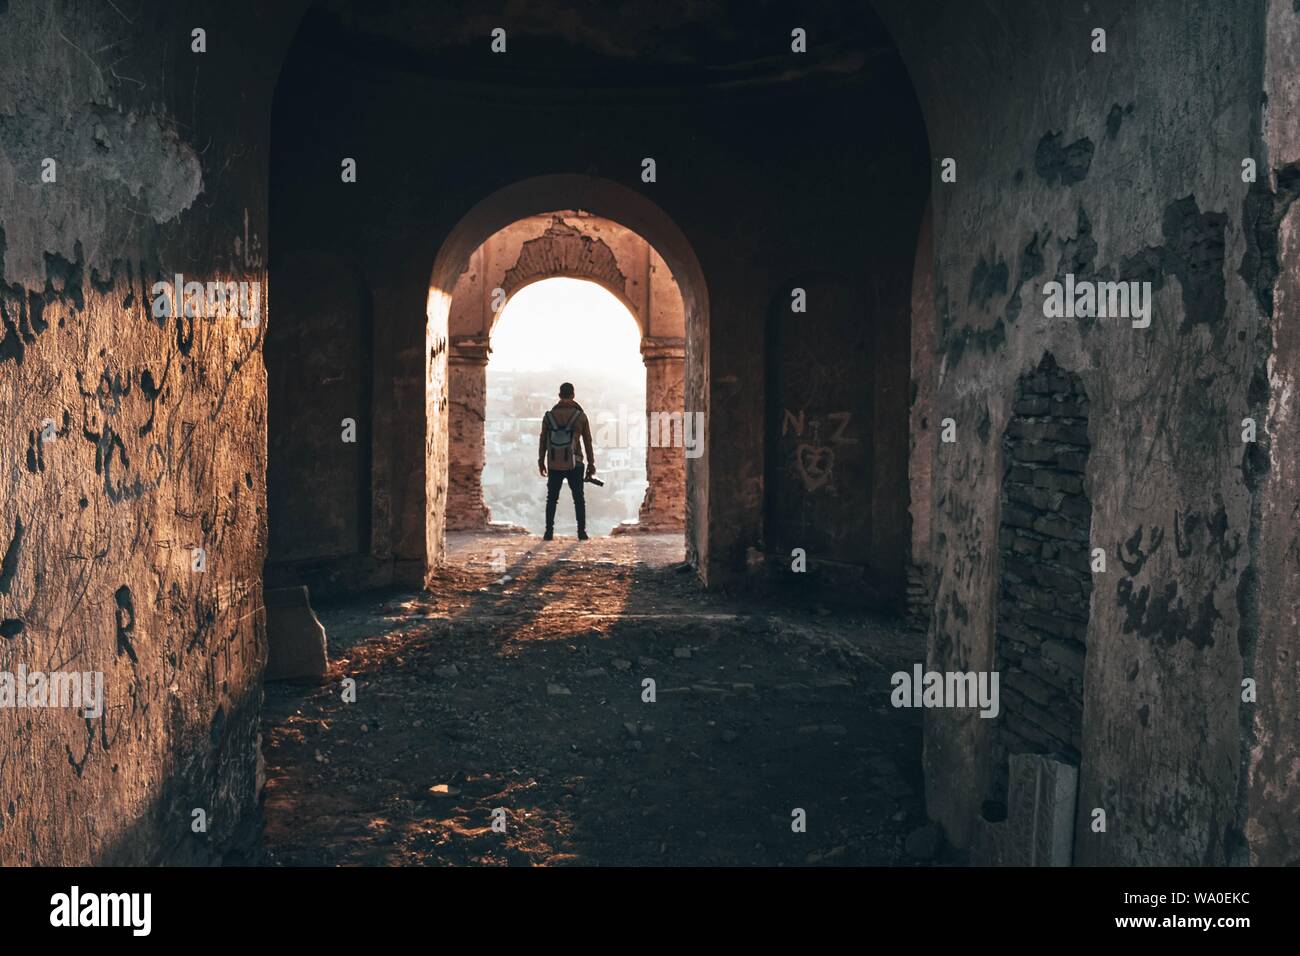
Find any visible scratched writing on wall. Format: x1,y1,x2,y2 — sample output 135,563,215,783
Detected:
782,409,858,491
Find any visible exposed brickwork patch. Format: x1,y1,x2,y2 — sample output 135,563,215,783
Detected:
501,218,627,302
992,354,1092,800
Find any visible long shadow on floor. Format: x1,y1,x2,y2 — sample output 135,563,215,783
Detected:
259,534,931,866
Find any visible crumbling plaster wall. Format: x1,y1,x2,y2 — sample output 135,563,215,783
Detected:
1246,0,1300,867
880,0,1296,863
0,0,306,865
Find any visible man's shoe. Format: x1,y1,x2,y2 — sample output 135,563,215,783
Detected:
577,531,589,541
543,530,554,541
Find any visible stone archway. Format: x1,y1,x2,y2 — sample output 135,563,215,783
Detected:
443,210,689,535
423,175,710,580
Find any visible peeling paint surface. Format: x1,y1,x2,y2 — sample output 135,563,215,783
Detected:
0,0,293,865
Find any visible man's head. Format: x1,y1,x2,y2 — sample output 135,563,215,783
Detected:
559,382,575,400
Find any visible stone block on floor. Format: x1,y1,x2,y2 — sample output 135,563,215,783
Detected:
265,585,329,681
971,753,1078,866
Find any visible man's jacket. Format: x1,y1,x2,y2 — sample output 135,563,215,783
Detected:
539,398,595,468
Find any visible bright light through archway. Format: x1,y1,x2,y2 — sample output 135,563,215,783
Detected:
484,278,647,535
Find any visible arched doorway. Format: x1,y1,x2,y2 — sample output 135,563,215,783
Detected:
265,2,919,600
424,175,710,582
443,212,688,537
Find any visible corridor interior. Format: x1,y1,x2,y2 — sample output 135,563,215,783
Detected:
2,0,1295,869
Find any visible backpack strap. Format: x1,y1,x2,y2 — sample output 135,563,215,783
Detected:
551,406,582,431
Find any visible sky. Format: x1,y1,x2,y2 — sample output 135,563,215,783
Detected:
487,277,643,373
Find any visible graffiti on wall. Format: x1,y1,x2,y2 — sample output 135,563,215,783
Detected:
782,408,857,491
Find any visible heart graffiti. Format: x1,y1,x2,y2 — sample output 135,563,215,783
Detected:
795,443,834,491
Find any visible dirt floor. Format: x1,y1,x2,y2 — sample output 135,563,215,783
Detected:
258,533,939,866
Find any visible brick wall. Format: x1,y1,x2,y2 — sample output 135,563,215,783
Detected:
991,353,1092,803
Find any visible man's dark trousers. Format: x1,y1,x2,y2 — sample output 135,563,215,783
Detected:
545,467,586,534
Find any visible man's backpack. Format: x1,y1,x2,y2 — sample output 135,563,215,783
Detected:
545,407,584,472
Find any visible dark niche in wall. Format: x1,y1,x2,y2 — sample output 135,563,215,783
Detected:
988,352,1092,809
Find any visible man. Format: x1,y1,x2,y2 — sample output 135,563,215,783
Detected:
538,382,596,541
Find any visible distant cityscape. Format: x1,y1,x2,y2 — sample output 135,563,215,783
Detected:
484,368,648,534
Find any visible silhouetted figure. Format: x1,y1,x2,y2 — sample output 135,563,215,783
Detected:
539,382,596,540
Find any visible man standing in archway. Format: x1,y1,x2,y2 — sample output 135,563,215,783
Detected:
539,382,596,541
